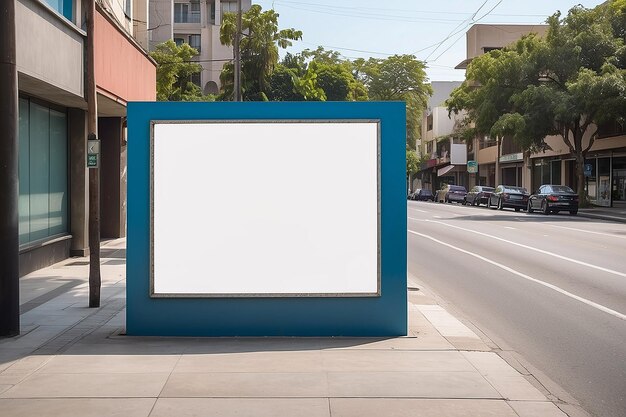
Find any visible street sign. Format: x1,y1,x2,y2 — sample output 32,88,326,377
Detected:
87,153,98,168
467,160,478,173
584,163,593,177
87,139,100,169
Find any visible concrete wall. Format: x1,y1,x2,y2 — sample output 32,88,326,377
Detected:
16,0,84,100
478,146,498,165
466,24,548,60
100,0,134,36
149,0,173,50
134,0,150,50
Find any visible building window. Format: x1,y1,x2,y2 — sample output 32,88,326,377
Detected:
125,0,131,18
174,37,185,47
189,34,201,52
44,0,73,21
597,120,626,139
221,1,237,22
190,72,201,87
19,98,68,245
174,3,201,23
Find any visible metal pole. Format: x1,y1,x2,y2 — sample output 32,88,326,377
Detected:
87,0,101,307
0,0,20,336
495,136,501,186
233,0,242,101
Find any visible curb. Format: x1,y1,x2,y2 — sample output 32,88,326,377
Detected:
576,211,626,223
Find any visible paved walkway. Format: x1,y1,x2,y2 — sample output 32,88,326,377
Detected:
0,239,582,417
578,205,626,223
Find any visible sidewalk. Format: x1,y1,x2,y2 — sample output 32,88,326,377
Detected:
0,239,582,417
578,205,626,223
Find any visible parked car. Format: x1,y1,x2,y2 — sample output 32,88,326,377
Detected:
413,189,435,202
465,186,495,206
528,185,579,215
488,185,529,211
436,185,467,203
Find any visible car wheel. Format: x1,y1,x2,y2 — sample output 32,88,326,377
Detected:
541,200,550,215
487,198,492,209
570,209,578,215
498,198,504,210
527,202,534,213
462,198,467,206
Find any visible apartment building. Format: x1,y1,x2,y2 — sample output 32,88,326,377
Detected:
455,24,549,191
455,24,626,207
149,0,251,94
417,81,466,192
15,0,156,275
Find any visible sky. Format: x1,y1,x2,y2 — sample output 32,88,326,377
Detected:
255,0,607,82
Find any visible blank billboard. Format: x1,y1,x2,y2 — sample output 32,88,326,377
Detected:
151,121,379,297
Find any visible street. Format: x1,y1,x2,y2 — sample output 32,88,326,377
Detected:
407,200,626,417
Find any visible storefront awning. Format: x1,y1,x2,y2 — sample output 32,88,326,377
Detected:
437,165,455,177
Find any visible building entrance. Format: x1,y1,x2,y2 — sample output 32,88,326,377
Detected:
613,157,626,205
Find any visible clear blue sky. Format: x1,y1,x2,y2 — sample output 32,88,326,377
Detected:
255,0,607,81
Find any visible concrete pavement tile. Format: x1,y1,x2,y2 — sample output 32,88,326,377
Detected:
330,398,519,417
0,385,12,394
174,351,322,373
462,352,520,375
4,354,53,371
446,337,490,351
321,350,476,372
0,326,67,349
323,336,453,350
0,373,169,398
0,373,31,385
483,374,547,401
0,398,156,417
38,355,180,373
507,401,569,417
161,372,328,397
327,371,500,398
150,398,331,417
415,306,480,339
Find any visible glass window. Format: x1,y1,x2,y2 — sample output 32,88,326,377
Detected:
19,98,68,245
190,2,201,23
174,37,185,47
189,34,201,51
174,3,189,23
19,99,30,245
44,0,72,21
551,160,561,185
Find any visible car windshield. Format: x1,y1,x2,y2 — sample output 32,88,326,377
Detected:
482,187,495,192
450,186,466,191
552,185,575,193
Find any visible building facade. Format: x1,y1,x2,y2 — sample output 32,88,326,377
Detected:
417,81,466,192
148,0,251,95
453,24,626,207
16,0,156,275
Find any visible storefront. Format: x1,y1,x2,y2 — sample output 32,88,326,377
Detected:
583,154,626,207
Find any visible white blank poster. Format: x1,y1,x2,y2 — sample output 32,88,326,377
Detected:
152,121,379,296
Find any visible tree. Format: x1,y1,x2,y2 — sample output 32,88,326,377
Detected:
448,3,626,200
355,55,432,150
406,150,420,179
220,5,302,100
150,40,213,101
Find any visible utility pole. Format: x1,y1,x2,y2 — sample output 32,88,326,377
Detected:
0,0,20,336
87,0,101,307
495,136,501,187
233,0,242,101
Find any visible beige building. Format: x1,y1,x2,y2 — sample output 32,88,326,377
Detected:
454,24,626,207
149,0,251,95
455,24,549,191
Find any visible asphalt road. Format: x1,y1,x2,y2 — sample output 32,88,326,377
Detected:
407,200,626,417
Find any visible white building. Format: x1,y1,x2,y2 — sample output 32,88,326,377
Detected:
148,0,251,94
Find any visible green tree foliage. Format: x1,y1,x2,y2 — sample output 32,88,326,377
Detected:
355,55,432,150
406,150,420,178
447,2,626,199
220,5,302,100
150,40,213,102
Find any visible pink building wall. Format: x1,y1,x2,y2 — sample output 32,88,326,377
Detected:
95,10,156,104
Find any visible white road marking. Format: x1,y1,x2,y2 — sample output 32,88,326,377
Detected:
407,229,626,322
408,217,626,279
547,224,626,240
409,208,430,214
504,226,516,230
433,215,442,218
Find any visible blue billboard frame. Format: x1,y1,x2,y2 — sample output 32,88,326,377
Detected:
126,101,407,336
